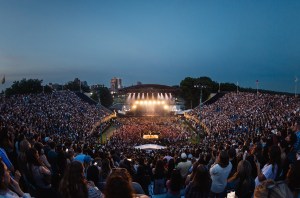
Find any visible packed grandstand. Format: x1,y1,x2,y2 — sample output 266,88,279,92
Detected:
0,89,300,198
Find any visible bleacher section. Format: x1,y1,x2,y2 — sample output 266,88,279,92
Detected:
75,91,98,105
203,92,226,106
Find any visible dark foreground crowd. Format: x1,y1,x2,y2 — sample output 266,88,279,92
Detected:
0,91,300,198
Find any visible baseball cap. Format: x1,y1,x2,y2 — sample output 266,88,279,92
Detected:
44,137,51,142
181,153,187,159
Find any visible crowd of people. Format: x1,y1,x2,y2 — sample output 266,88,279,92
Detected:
0,90,299,198
110,117,195,145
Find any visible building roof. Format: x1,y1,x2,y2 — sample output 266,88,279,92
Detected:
118,84,180,94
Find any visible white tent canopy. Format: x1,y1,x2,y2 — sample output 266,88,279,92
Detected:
134,144,166,150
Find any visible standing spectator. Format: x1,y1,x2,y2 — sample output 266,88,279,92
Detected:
47,141,58,180
34,142,51,169
166,158,175,180
293,118,300,152
86,165,101,190
26,148,55,198
135,157,150,195
0,159,31,198
185,164,211,198
209,151,232,198
104,168,148,198
0,127,15,173
227,160,255,198
185,161,199,186
286,150,300,197
166,169,182,198
255,145,281,186
176,153,192,183
59,160,102,198
99,158,111,183
152,159,166,194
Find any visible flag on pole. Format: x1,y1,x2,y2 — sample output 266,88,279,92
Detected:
1,75,5,84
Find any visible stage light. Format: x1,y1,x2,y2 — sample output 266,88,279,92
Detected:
135,101,139,104
164,105,169,110
162,101,165,104
132,105,137,109
157,101,161,105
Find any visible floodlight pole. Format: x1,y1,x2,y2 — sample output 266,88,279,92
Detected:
194,85,205,144
295,77,298,98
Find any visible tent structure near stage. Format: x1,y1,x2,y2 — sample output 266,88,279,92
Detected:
134,144,166,150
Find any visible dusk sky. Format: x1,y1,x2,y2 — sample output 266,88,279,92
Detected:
0,1,300,93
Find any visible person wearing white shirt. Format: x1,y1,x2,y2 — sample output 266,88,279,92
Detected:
255,145,281,187
209,150,232,198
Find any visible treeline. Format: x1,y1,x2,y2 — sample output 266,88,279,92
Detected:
2,77,293,109
179,76,294,108
2,78,113,108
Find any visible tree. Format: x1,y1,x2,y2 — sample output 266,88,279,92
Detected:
90,92,99,102
64,78,90,92
97,87,113,108
5,78,48,96
180,76,215,109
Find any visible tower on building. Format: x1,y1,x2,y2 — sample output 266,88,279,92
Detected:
110,77,122,93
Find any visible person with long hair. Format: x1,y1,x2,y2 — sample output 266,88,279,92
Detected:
185,161,199,186
286,151,300,198
59,160,102,198
227,160,255,198
209,150,232,198
255,145,281,186
185,164,211,198
87,165,100,189
135,157,150,195
152,159,166,194
99,158,111,183
166,169,182,198
26,148,51,190
104,168,148,198
105,175,133,198
0,159,31,198
33,142,51,169
166,158,175,180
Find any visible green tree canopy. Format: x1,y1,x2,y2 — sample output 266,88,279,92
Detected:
5,78,52,96
91,87,113,108
180,77,216,109
64,79,90,92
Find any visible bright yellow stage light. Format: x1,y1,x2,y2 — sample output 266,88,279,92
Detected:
132,105,137,109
